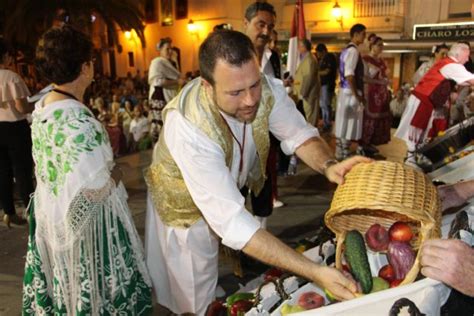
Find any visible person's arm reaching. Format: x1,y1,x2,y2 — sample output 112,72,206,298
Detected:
165,111,358,301
267,76,371,185
243,229,357,300
295,137,371,184
438,179,474,212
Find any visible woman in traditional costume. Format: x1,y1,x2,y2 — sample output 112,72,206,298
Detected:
147,38,185,143
361,36,391,154
22,25,152,315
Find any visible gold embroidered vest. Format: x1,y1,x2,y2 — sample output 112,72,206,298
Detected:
145,76,275,228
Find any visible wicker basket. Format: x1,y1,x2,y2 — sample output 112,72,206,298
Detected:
324,161,441,285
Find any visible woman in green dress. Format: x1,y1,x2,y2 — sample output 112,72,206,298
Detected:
22,25,152,315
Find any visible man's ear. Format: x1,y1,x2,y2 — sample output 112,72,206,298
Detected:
81,62,90,75
243,18,250,29
201,78,212,90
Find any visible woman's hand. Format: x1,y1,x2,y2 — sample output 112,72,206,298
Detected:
111,165,123,185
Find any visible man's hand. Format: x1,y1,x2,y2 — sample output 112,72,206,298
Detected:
325,156,372,185
243,230,358,301
312,266,357,301
420,239,474,297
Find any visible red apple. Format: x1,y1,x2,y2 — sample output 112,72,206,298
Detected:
389,222,413,243
298,291,325,310
390,279,403,288
365,224,390,251
378,264,396,282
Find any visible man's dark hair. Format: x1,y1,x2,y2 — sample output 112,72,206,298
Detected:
316,43,327,53
158,37,172,50
434,43,449,54
199,30,256,86
350,24,366,38
36,25,93,85
300,39,312,52
245,2,276,21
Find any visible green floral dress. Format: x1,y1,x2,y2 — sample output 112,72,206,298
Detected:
22,99,153,315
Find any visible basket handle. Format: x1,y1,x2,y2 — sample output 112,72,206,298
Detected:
276,274,291,301
389,298,425,316
253,278,289,307
402,222,434,286
335,231,346,270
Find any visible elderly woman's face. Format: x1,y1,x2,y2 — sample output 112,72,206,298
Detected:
160,43,172,59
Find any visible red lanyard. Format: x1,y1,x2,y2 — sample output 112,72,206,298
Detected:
220,114,246,173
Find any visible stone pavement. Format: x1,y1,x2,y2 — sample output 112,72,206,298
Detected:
0,131,406,315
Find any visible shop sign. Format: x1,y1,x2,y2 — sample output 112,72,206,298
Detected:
413,22,474,41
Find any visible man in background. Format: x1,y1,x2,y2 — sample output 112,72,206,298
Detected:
316,43,337,132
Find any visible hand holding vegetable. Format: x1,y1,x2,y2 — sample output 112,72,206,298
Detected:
420,239,474,297
313,266,358,301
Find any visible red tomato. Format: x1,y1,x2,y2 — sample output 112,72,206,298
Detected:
378,264,396,282
388,222,413,242
390,279,403,288
264,268,284,281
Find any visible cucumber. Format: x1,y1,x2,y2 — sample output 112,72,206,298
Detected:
344,230,373,294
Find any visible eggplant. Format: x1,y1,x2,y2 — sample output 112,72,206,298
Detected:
387,241,415,280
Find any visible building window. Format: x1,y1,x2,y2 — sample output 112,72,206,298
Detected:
448,0,472,19
128,52,135,68
145,0,157,23
354,0,404,18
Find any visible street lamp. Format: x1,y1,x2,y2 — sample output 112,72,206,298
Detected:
332,1,343,29
187,19,197,34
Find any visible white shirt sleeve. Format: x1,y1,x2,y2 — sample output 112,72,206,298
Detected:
344,47,359,77
440,63,474,84
163,110,260,250
266,77,320,155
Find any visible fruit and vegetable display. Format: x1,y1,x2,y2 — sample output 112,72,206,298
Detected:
207,220,422,315
280,291,325,315
339,221,416,297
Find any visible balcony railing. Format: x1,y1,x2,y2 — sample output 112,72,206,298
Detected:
354,0,405,18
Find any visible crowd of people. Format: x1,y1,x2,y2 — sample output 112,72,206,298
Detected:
0,1,473,315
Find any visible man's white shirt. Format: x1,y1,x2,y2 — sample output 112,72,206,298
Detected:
163,76,318,249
